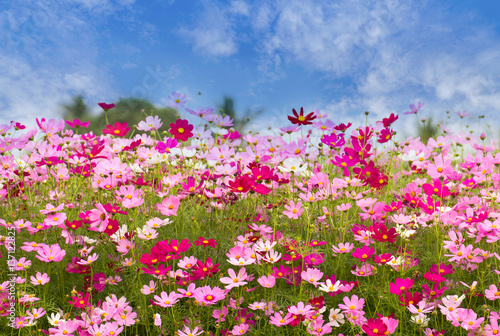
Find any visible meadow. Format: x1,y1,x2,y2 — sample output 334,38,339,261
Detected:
0,102,498,336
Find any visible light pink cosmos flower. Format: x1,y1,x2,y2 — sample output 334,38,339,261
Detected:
257,275,276,288
283,201,304,219
485,284,500,301
178,326,204,336
220,268,249,290
35,244,66,263
301,268,324,287
269,312,293,327
77,253,99,265
39,203,65,215
137,115,163,131
140,280,156,295
332,242,354,254
30,272,50,286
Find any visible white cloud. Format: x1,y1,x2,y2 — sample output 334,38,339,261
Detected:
177,1,239,58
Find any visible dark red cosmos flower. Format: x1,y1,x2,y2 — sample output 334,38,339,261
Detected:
191,257,220,278
98,102,115,111
288,107,316,126
309,296,325,311
139,248,165,265
158,238,191,254
66,119,90,128
362,318,388,336
169,119,194,141
103,122,130,137
104,218,120,236
398,291,423,306
65,219,83,230
122,139,141,151
371,224,398,243
93,272,107,292
334,122,352,132
382,113,399,127
195,237,217,248
373,253,393,264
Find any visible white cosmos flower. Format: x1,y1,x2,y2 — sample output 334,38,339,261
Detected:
318,279,341,293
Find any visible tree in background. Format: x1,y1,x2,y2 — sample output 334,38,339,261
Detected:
61,95,91,121
61,96,178,136
418,117,439,145
218,96,263,134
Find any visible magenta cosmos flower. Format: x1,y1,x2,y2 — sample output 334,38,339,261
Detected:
389,278,414,295
169,119,194,141
102,121,130,137
65,119,90,128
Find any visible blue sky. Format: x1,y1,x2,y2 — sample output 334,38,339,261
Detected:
1,0,500,135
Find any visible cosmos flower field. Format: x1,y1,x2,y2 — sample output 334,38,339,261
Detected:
0,99,499,336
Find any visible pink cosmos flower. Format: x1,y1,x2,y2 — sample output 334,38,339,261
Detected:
351,264,373,277
404,102,423,115
220,268,249,290
231,323,249,335
48,320,80,336
157,195,181,216
301,268,324,287
288,301,314,317
193,285,226,305
338,294,365,313
485,284,500,301
460,309,484,331
257,275,276,288
88,203,109,232
427,155,453,179
269,312,293,326
35,244,66,263
283,201,304,219
153,291,182,307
